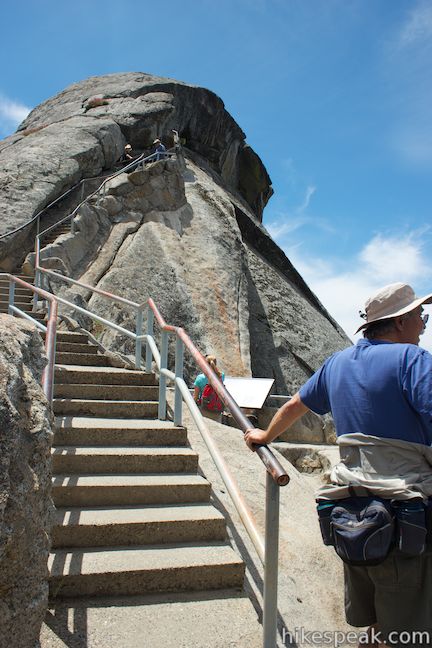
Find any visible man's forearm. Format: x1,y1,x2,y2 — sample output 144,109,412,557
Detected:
245,392,309,449
264,392,309,442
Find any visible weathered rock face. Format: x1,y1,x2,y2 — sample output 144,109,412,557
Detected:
42,154,349,393
0,316,53,648
1,72,351,394
0,72,272,270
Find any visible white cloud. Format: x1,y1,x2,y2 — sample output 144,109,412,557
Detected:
360,233,432,283
267,216,309,240
399,1,432,48
266,185,319,240
0,94,31,136
282,232,432,352
298,185,316,212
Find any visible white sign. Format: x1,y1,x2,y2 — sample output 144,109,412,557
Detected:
223,377,274,409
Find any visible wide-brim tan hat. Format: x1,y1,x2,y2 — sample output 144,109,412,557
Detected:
152,139,161,144
355,282,432,334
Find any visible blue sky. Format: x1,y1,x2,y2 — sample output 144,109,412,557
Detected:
1,0,432,348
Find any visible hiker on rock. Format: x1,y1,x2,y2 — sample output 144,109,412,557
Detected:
120,143,134,164
172,129,180,150
153,138,166,161
194,355,225,421
245,283,432,646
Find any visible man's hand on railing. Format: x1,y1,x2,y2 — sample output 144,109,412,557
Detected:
244,427,271,451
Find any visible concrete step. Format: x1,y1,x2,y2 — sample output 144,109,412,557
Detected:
53,398,159,417
40,591,262,648
54,364,157,385
0,288,32,299
42,228,70,239
49,543,245,597
44,231,70,237
0,276,34,286
54,416,187,447
0,300,35,311
51,504,226,548
52,446,198,474
43,231,70,241
52,474,211,506
50,331,90,344
53,383,159,400
56,342,99,354
4,309,46,321
55,352,110,366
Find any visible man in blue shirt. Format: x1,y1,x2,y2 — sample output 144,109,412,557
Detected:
153,138,167,161
245,282,432,645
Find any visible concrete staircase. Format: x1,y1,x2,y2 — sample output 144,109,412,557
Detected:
0,273,46,322
40,222,71,246
49,331,245,599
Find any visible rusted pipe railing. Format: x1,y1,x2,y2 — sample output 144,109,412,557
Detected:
39,268,142,308
34,151,176,303
2,274,58,404
0,172,112,242
147,298,289,487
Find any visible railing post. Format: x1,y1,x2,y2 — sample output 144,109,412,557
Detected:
158,330,169,420
145,306,154,372
8,278,15,315
33,268,40,309
174,336,184,426
263,473,280,648
42,299,57,404
135,306,144,369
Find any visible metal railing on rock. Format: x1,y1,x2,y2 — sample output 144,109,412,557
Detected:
1,273,57,403
0,148,174,245
33,149,175,307
0,174,108,244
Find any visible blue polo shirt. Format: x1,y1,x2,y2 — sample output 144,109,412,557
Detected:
299,339,432,446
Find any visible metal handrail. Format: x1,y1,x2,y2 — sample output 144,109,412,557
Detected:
36,153,147,242
40,268,142,309
36,149,175,244
33,150,175,295
16,260,286,645
1,273,58,403
175,377,266,560
0,172,112,241
0,148,169,246
148,298,289,486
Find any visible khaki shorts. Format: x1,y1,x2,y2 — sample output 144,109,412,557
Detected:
344,546,432,641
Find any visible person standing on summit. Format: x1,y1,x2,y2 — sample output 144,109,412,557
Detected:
153,138,166,161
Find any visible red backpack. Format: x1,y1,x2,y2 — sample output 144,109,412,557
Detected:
201,383,223,412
